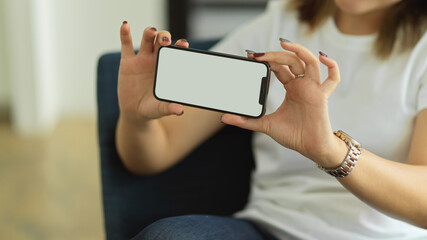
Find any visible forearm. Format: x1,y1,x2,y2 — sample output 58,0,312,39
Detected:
116,107,225,175
337,150,427,228
115,114,173,175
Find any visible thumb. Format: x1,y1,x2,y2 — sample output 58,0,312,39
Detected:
158,102,184,116
221,114,266,133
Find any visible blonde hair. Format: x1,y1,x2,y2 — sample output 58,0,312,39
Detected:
287,0,427,59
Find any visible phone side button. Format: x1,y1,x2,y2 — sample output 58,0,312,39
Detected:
259,77,267,105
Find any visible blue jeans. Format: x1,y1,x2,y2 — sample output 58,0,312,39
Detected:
132,215,280,240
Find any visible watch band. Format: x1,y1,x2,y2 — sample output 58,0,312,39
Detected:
317,130,362,178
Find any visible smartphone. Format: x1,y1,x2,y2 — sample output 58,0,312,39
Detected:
154,45,271,118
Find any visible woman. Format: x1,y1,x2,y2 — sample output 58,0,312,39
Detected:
116,0,427,239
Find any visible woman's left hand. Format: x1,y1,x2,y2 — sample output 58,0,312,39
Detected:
221,41,346,167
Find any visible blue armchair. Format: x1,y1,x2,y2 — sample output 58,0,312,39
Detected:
96,40,255,240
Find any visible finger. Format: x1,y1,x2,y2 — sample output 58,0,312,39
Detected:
221,114,266,133
168,102,185,116
319,53,341,97
280,41,320,77
251,51,305,76
245,49,256,58
153,31,172,56
246,53,256,60
175,39,189,48
269,63,294,85
158,102,184,116
120,21,135,58
138,26,158,55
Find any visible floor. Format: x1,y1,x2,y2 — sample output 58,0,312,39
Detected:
0,117,105,240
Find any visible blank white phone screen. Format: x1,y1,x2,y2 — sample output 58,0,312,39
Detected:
154,46,270,117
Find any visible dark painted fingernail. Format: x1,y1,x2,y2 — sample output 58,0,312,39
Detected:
162,36,170,42
279,38,291,43
177,110,184,116
150,27,157,31
245,49,256,54
123,21,128,24
319,51,328,57
253,52,265,57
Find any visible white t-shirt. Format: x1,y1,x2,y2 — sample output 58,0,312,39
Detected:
211,1,427,239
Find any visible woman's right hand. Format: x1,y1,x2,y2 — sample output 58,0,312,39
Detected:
117,22,187,123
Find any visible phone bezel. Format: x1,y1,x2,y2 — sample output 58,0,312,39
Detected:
153,45,271,118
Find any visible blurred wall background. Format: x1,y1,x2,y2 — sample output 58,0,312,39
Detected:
0,0,10,114
187,0,266,40
0,0,167,134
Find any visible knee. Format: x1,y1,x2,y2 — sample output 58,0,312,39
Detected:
132,215,202,240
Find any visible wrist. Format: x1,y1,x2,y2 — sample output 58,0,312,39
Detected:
119,112,153,131
310,132,348,168
322,135,349,168
317,130,363,178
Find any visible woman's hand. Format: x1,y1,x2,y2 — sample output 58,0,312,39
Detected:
222,41,346,167
117,22,187,124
